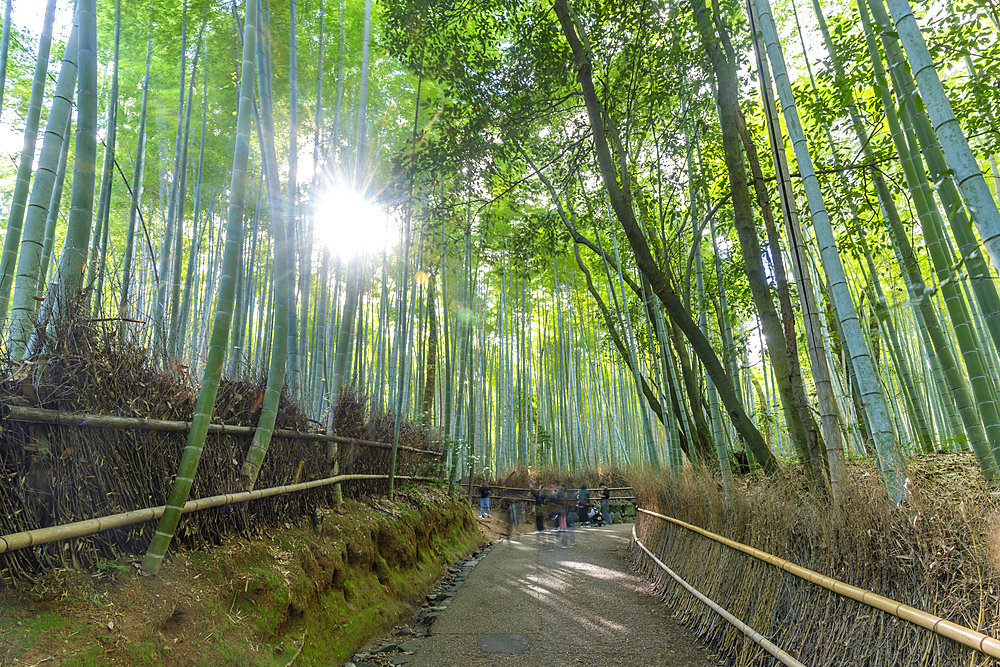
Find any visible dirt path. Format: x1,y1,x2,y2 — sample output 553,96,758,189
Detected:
397,523,720,667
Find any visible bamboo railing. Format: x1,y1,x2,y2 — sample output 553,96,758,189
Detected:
637,507,1000,660
632,525,805,667
0,473,437,555
2,405,442,457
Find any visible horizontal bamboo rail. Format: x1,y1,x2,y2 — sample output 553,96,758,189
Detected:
481,485,634,494
632,526,804,667
0,473,437,555
638,507,1000,659
2,405,442,457
469,486,634,497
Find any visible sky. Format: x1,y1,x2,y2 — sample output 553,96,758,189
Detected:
9,2,75,42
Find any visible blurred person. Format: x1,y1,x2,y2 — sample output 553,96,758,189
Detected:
562,488,576,548
555,484,567,532
531,481,546,533
600,482,611,525
576,483,591,526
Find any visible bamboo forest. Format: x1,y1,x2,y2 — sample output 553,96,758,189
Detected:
2,0,1000,663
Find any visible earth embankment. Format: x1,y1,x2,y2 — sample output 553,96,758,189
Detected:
1,486,481,666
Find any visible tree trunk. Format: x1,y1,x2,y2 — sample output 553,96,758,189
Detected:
552,0,777,474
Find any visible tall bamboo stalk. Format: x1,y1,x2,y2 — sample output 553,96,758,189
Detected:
749,0,908,500
878,0,1000,274
119,26,154,326
0,0,11,124
8,24,79,356
241,0,295,489
89,0,122,316
0,0,58,324
143,0,257,575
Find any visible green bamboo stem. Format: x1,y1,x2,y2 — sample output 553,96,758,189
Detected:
0,0,11,124
89,0,122,317
747,8,845,486
38,111,72,298
241,0,294,489
696,240,733,493
856,0,999,477
0,0,57,325
749,0,907,500
38,0,99,330
286,0,302,401
879,0,1000,275
853,239,934,452
118,26,153,325
554,0,776,474
154,0,188,352
177,39,210,359
7,24,79,357
142,0,257,575
861,0,1000,366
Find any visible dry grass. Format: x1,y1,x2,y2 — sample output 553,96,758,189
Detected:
628,456,1000,666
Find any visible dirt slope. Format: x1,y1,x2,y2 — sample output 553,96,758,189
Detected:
0,487,481,667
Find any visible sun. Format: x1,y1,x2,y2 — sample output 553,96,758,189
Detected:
314,185,390,259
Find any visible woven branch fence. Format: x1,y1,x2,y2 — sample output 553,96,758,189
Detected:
0,328,442,584
628,472,1000,666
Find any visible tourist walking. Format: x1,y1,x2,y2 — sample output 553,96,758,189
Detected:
555,484,567,532
576,484,590,526
541,485,560,550
562,486,576,548
600,482,611,525
531,481,546,533
478,480,491,518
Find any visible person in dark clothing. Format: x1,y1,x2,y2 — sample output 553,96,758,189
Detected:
540,484,560,550
576,484,591,525
560,484,576,547
478,480,491,517
554,484,567,531
600,482,611,525
531,481,546,533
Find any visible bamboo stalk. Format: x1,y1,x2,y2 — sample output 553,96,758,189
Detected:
0,0,58,322
0,0,10,124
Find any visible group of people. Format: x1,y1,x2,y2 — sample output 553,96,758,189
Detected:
476,479,614,548
526,481,612,549
530,482,609,527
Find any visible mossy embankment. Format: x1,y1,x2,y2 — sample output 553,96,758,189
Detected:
0,486,480,666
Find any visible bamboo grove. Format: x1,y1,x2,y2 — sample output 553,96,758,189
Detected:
0,0,999,566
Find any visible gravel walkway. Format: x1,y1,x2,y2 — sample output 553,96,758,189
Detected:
402,523,720,667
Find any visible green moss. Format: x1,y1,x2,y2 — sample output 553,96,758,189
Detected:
60,643,106,666
237,567,292,636
6,610,71,650
207,638,285,666
121,640,165,665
